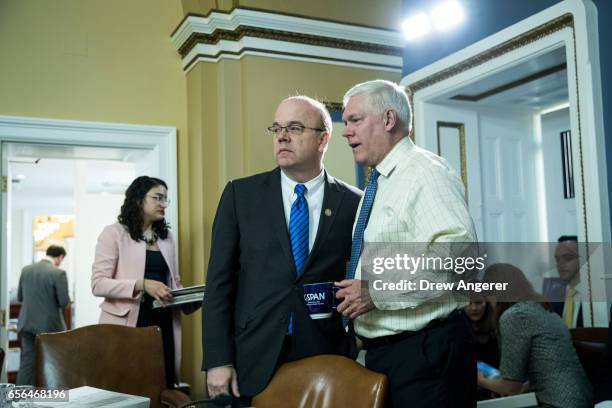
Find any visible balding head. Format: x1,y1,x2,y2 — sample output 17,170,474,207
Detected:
271,96,331,183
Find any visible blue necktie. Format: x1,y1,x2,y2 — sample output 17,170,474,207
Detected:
289,184,309,275
343,169,380,327
288,184,308,334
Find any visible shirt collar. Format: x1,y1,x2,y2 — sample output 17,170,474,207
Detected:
280,168,325,194
375,136,414,178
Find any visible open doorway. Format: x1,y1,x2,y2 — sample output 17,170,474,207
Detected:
422,45,573,243
0,115,177,382
3,142,150,382
401,4,609,326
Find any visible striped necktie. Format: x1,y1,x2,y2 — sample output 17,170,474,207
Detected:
343,169,380,327
288,183,308,334
289,183,309,275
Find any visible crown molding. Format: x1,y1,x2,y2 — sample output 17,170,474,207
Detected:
171,7,404,72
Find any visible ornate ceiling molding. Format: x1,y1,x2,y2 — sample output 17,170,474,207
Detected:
171,7,405,73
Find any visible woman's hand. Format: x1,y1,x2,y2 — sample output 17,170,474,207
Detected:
143,279,173,306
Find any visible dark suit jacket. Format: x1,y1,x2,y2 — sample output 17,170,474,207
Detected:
17,259,70,334
202,168,362,396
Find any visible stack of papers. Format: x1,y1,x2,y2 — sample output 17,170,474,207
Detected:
152,284,205,309
33,386,149,407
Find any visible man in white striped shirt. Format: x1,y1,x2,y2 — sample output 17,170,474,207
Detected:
336,80,478,407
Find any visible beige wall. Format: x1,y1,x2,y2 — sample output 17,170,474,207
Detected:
181,0,403,29
240,0,402,28
240,57,399,175
0,0,186,127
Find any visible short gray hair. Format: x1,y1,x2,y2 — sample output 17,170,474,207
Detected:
343,80,412,130
283,95,333,133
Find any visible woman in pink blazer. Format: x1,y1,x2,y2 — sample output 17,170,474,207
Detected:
91,176,182,388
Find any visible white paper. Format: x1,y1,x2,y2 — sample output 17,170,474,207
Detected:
33,386,149,408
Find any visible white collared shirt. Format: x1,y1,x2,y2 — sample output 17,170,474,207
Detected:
280,169,325,252
354,137,477,337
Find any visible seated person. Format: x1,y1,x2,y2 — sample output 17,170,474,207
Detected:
464,291,499,400
479,263,593,408
542,235,583,328
595,304,612,403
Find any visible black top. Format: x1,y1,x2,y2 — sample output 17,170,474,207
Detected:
138,249,174,389
144,250,169,285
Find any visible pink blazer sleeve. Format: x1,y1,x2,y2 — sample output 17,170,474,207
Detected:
91,224,139,299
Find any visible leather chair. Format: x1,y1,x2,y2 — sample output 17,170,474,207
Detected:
34,324,190,408
252,355,388,408
570,327,609,387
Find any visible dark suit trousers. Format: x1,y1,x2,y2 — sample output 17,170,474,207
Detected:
17,331,36,385
364,312,477,408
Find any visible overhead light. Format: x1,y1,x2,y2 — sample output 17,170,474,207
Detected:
14,174,26,180
431,1,464,31
402,12,431,41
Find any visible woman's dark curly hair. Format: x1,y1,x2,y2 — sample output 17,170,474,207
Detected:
118,176,170,242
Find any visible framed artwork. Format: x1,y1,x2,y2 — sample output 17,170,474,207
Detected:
436,121,468,196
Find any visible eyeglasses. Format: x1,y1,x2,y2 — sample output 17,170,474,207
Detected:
267,124,326,136
147,194,170,205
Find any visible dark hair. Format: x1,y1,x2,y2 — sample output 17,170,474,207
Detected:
558,235,578,242
118,176,169,242
482,263,551,327
466,292,496,336
46,245,66,257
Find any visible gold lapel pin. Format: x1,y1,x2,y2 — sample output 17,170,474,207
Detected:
325,208,332,216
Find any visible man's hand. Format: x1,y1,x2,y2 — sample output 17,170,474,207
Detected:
207,366,240,400
334,279,375,319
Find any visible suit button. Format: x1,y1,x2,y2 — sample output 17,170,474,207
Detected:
280,317,287,324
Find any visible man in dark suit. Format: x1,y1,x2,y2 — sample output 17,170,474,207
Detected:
17,245,70,385
202,95,362,405
543,235,583,327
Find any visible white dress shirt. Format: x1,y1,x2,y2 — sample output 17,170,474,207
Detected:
354,137,477,338
280,169,325,252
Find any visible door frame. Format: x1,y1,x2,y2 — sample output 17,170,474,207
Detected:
0,115,177,379
400,0,609,325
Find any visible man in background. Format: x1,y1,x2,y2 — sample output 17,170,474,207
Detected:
17,244,70,385
552,235,583,328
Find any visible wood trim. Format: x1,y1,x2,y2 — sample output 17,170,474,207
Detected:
323,102,343,113
451,62,567,102
436,122,468,200
178,26,403,59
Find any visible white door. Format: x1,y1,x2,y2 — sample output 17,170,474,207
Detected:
479,112,539,242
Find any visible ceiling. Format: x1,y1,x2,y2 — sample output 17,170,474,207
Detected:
8,143,143,210
433,46,568,110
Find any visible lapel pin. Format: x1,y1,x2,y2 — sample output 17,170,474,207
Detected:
325,208,332,216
